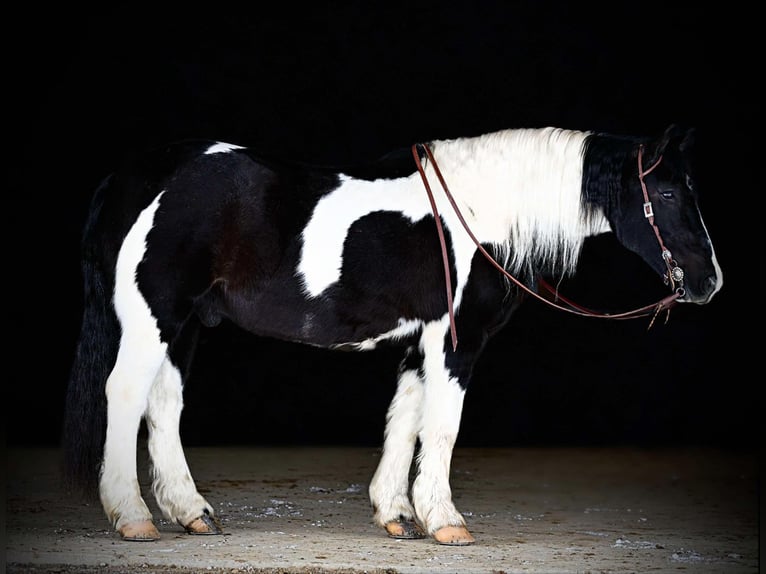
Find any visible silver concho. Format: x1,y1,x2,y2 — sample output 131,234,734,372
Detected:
670,266,684,283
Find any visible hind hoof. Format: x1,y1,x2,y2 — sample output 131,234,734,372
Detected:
119,520,161,541
385,519,426,539
433,525,475,545
185,511,223,535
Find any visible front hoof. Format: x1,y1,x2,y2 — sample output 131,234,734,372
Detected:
119,520,161,541
185,511,223,535
385,519,426,539
433,525,475,546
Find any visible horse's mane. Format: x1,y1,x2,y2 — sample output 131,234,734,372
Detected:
430,127,605,282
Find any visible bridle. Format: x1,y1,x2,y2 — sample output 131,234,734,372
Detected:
636,144,686,293
411,142,685,351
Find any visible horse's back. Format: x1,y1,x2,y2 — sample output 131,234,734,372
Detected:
90,141,268,239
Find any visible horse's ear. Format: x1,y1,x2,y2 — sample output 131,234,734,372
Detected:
679,127,695,155
645,124,684,164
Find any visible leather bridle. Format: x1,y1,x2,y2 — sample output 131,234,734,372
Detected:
637,144,686,293
411,142,684,351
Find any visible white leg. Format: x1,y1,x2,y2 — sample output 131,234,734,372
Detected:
146,358,219,532
369,354,424,536
100,334,166,539
411,322,473,544
100,189,172,540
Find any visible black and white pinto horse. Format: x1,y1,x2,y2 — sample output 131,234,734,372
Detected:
64,124,722,545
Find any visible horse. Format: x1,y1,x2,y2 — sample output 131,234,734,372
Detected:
63,124,722,546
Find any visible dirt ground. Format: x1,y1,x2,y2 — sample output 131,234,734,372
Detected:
5,445,759,573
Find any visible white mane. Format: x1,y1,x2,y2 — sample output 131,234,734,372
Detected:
429,127,609,280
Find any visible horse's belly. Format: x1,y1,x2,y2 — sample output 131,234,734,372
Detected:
220,283,421,350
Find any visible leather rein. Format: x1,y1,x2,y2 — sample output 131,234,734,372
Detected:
411,142,685,351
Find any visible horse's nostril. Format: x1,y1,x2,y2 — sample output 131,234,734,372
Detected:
704,275,718,292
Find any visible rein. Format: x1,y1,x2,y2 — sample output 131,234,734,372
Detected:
411,142,684,351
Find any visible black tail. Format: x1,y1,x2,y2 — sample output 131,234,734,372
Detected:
62,175,121,499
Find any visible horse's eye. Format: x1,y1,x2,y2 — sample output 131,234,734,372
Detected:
660,191,674,199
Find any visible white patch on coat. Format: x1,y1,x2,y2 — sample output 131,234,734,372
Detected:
203,142,244,155
110,191,169,398
332,318,423,350
298,174,431,296
695,205,724,302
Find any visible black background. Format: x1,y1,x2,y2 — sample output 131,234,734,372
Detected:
9,4,759,449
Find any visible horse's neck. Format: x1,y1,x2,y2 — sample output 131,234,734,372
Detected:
579,133,638,221
428,128,611,276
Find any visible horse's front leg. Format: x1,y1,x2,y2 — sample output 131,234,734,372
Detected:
145,356,221,536
412,322,475,545
369,347,426,539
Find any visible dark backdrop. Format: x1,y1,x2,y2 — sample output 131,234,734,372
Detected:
9,4,758,449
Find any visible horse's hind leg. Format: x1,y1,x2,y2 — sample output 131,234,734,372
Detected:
369,346,426,539
100,335,166,541
145,353,221,535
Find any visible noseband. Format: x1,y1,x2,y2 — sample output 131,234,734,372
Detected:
412,142,683,351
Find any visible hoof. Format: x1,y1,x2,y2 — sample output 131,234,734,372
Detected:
385,519,426,539
433,525,475,546
185,511,223,535
119,520,161,541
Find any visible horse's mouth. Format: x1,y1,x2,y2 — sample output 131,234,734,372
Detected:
676,285,721,305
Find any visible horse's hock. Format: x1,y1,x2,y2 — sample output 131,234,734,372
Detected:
6,445,758,573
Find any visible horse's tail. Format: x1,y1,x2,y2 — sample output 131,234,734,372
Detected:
62,174,121,499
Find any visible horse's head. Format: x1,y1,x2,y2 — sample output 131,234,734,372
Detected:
611,125,723,305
